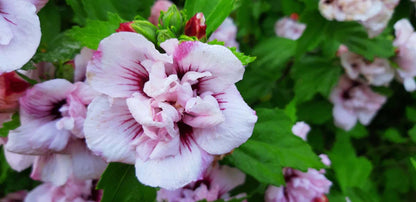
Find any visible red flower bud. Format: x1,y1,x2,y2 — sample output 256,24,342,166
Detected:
2,72,30,96
185,13,206,39
116,22,135,33
313,194,329,202
290,13,299,21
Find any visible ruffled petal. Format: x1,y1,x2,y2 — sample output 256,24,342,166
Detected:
69,140,107,181
173,41,244,93
135,143,213,190
209,165,245,195
3,146,35,172
183,94,225,128
19,79,74,123
84,95,138,164
0,0,41,72
6,120,71,155
86,32,171,98
31,154,73,186
194,86,257,155
333,105,357,131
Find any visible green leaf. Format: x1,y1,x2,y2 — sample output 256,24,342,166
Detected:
332,22,395,60
329,134,373,193
38,1,61,45
408,125,416,143
297,99,332,124
66,0,153,25
410,157,416,170
296,11,328,56
184,0,235,36
97,163,157,202
229,47,256,66
253,37,297,71
291,57,342,103
284,99,297,122
0,113,20,137
36,33,82,63
406,106,416,123
227,108,324,186
382,128,407,143
67,13,123,50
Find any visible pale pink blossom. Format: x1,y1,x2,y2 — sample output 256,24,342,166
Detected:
148,0,173,25
0,72,30,124
265,168,332,202
0,190,28,202
27,0,49,12
339,49,394,86
1,137,35,172
319,0,383,22
84,32,257,189
291,122,310,141
330,76,386,131
209,17,239,48
393,19,416,92
319,0,398,37
25,177,102,202
5,79,106,185
0,0,41,72
74,47,94,82
274,17,306,40
319,154,331,167
157,165,245,202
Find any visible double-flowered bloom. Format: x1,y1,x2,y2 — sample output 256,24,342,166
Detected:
5,78,107,185
319,0,399,37
84,32,257,189
338,46,394,87
330,76,386,131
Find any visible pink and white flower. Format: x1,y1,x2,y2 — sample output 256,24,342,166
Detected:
330,75,386,131
148,0,173,26
5,79,106,185
274,16,306,40
319,0,399,37
25,177,102,202
209,17,239,48
291,122,310,141
339,48,394,86
84,32,257,189
0,0,41,73
393,19,416,92
157,165,246,202
265,167,332,202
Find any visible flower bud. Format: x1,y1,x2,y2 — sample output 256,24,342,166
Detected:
116,22,135,33
156,29,176,46
160,5,184,35
185,12,206,39
313,195,329,202
131,20,158,43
